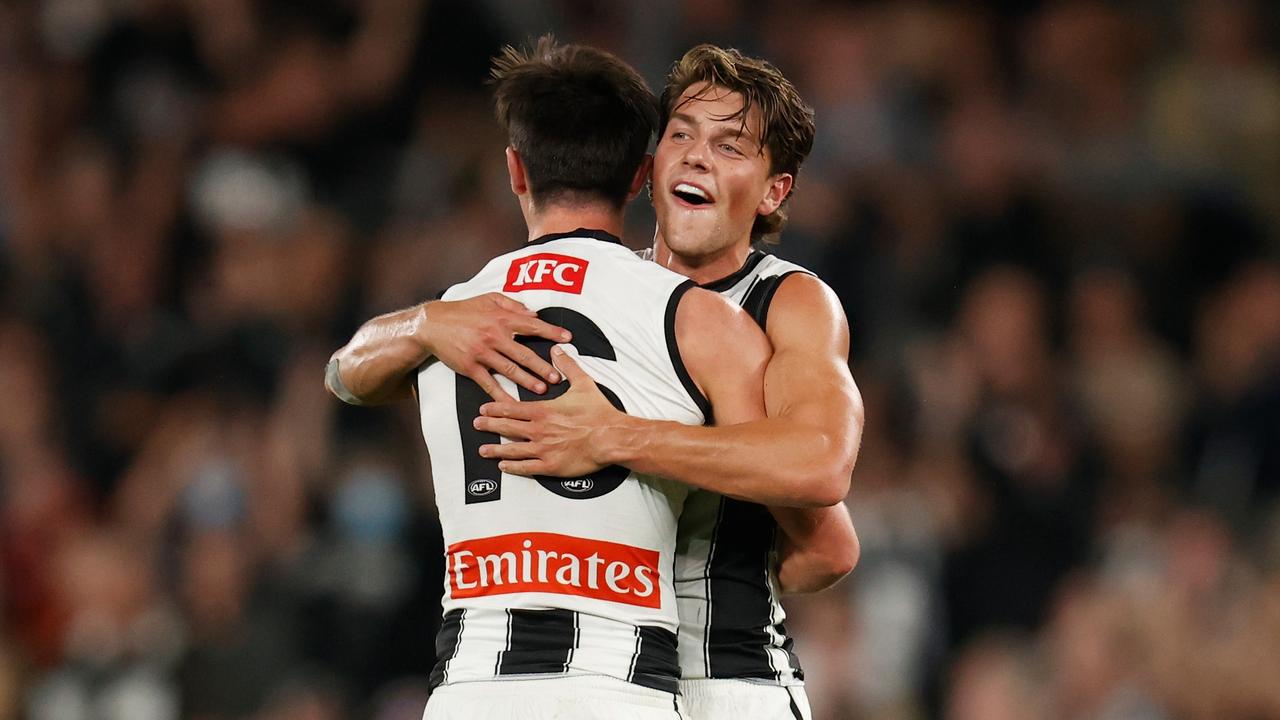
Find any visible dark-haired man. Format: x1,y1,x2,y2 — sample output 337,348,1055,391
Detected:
329,39,771,719
473,46,861,720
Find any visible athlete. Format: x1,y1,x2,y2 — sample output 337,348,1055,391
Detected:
473,46,862,720
328,39,772,719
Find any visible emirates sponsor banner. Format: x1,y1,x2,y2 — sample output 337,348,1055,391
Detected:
448,532,660,608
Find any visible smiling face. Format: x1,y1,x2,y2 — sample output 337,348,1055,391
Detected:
653,82,792,276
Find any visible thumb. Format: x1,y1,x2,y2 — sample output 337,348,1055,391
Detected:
550,345,594,388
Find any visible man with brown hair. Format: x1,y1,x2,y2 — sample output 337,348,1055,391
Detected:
474,45,862,720
330,38,774,719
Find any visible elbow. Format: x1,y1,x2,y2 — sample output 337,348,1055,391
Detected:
796,462,852,508
815,523,861,590
800,433,856,507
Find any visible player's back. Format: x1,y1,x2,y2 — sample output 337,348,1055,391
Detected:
417,229,710,696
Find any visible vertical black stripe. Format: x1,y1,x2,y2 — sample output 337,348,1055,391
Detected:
787,687,805,720
629,626,680,694
706,498,778,679
428,609,464,689
664,279,713,422
495,609,577,677
457,375,503,503
741,270,806,329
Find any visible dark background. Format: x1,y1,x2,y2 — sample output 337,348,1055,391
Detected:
1,0,1279,718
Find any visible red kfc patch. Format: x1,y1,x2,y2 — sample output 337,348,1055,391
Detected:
504,254,588,294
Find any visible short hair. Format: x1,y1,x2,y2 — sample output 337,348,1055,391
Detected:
491,36,658,209
659,45,816,243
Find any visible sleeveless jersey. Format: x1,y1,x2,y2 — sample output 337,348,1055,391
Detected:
418,229,711,695
672,249,814,685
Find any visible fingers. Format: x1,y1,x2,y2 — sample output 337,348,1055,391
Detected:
498,459,547,476
550,346,594,387
465,367,513,402
478,400,538,421
473,416,532,440
486,292,536,316
479,350,547,395
497,340,561,387
478,439,539,459
511,316,572,345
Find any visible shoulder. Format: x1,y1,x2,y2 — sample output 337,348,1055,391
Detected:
765,272,850,353
675,287,771,366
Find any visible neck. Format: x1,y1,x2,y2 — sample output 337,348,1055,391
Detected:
526,203,625,242
651,228,753,285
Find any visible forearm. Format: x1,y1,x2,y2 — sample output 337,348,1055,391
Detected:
773,504,859,594
602,415,850,507
328,303,431,404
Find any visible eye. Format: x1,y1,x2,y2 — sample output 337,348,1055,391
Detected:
670,130,690,140
719,143,743,156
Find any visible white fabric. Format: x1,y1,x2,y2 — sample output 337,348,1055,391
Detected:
423,676,685,720
679,679,811,720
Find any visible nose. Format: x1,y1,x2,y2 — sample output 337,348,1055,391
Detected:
682,140,709,171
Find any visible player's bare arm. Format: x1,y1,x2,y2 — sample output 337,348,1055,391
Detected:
475,287,771,467
478,274,863,509
326,292,570,405
771,504,859,593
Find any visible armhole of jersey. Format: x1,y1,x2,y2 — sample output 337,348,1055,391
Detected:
664,279,714,424
749,270,809,328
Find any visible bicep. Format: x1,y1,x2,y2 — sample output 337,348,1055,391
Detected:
763,275,863,441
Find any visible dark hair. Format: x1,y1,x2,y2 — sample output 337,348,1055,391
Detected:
491,36,658,209
659,45,816,243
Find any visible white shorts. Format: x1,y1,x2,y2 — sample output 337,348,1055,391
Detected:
679,679,811,720
424,675,685,720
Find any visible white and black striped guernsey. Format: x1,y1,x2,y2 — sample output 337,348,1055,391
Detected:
418,230,711,696
673,249,813,685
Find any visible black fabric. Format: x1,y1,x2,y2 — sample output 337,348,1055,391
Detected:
700,250,767,292
525,228,623,247
628,625,680,694
741,270,806,329
496,608,577,677
705,498,778,679
428,609,464,689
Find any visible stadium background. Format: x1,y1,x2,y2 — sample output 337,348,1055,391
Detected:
1,0,1279,718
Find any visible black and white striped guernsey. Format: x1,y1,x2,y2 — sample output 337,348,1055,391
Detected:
418,230,710,695
674,249,813,685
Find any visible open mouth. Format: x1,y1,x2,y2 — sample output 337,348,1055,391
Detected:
672,182,714,207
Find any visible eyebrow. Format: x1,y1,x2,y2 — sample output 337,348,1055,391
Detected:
670,111,761,147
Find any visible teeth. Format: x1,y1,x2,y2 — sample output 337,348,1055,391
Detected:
674,183,708,200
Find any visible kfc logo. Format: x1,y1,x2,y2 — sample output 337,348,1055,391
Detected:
448,532,659,608
504,254,588,294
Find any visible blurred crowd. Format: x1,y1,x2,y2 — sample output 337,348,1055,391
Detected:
1,0,1278,719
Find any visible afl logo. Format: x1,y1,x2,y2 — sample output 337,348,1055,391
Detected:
560,478,594,493
469,479,498,496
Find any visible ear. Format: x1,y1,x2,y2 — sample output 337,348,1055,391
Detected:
626,154,654,201
506,147,528,196
756,173,793,217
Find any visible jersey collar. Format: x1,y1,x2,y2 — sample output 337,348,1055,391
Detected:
526,228,623,247
700,249,767,291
